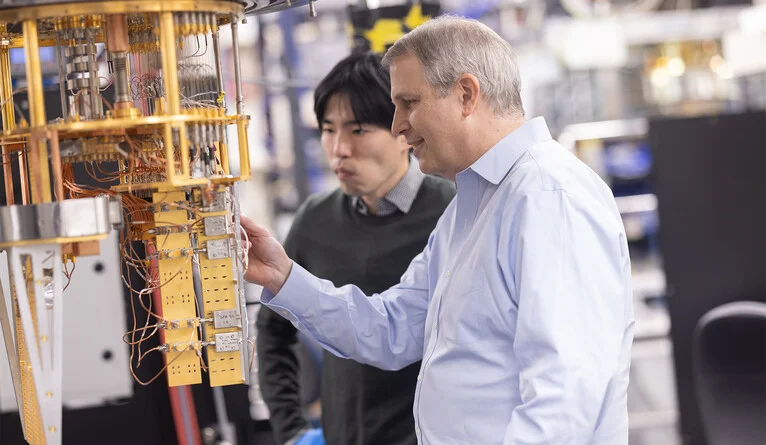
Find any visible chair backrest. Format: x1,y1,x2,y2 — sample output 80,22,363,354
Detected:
693,301,766,445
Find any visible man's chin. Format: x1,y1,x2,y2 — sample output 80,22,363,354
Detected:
416,157,433,174
339,183,362,196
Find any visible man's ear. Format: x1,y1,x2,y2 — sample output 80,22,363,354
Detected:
456,74,481,117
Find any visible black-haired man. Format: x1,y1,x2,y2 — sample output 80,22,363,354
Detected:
256,52,455,445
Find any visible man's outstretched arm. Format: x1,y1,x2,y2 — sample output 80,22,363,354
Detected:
241,215,432,371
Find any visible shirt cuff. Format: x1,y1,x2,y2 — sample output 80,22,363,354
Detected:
260,261,318,326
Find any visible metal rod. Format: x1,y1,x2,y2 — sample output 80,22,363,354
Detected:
2,144,14,204
236,117,249,179
231,17,243,115
212,20,229,175
0,23,16,132
163,123,176,183
309,0,317,18
18,151,29,205
26,137,43,204
86,29,101,118
159,12,181,115
49,131,64,201
0,31,16,202
23,21,45,128
212,387,235,445
212,29,224,100
218,135,230,176
54,32,68,120
23,20,52,204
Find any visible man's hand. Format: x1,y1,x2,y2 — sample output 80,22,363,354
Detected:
239,215,293,293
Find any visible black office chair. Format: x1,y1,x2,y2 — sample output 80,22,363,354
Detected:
693,301,766,445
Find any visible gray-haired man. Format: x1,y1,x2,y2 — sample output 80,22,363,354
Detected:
242,15,634,445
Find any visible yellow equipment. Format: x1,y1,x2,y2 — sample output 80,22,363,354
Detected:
0,1,316,443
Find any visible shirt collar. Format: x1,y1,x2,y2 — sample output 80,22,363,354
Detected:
464,116,552,185
352,154,425,216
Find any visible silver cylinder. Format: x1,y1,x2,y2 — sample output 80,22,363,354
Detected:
112,53,130,104
231,18,243,115
68,92,93,120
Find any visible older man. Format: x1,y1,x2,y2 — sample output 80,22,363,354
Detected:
242,15,634,445
257,52,454,445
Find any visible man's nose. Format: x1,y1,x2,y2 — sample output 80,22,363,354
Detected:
333,133,352,158
392,107,410,137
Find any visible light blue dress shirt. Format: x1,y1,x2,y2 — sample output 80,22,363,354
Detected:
262,117,635,445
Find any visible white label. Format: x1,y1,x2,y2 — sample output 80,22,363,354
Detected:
214,309,241,329
214,332,241,353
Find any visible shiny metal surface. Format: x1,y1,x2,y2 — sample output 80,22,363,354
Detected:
242,0,311,14
0,196,123,244
0,0,312,15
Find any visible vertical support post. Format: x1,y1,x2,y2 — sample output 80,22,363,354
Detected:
49,131,64,201
0,23,16,132
23,20,51,204
163,122,176,184
231,17,243,116
212,27,224,100
18,150,29,205
211,27,231,175
231,17,248,178
237,117,250,179
2,145,13,205
219,137,230,176
2,23,17,203
23,21,46,128
54,32,68,120
159,12,180,116
159,12,191,183
86,29,102,118
179,124,190,179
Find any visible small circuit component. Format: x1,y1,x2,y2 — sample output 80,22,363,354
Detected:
149,225,193,235
163,318,200,330
205,191,229,212
204,215,228,236
164,340,208,353
206,239,231,260
156,248,193,260
214,332,241,353
213,309,241,329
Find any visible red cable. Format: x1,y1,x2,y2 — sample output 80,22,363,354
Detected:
147,242,202,445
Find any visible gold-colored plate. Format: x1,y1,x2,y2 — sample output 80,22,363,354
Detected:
153,190,201,387
0,234,107,250
0,1,243,22
197,252,244,386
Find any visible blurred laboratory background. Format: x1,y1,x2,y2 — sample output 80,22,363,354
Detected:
238,2,766,445
1,0,765,444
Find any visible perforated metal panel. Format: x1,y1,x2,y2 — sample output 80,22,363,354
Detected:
153,191,201,387
198,203,245,387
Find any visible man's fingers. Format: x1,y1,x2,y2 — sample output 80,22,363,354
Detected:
240,215,258,232
240,215,268,237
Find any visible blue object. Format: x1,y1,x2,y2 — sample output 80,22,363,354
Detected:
604,141,652,180
294,428,325,445
263,117,634,445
